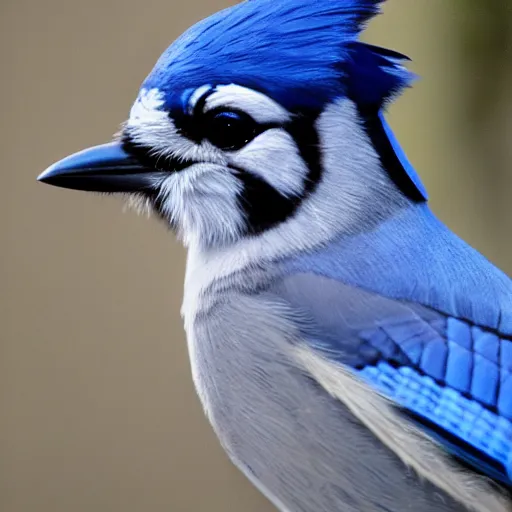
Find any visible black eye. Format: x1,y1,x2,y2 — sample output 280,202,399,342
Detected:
201,109,258,151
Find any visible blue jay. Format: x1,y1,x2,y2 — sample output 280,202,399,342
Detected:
38,1,512,510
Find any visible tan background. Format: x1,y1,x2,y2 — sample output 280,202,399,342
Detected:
2,1,511,511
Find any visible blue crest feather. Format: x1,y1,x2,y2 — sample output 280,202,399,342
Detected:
346,42,415,105
141,0,426,201
143,0,414,110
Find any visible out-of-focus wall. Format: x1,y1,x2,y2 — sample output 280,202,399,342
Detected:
1,1,510,511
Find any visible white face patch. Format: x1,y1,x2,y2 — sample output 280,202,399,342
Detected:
203,85,292,124
228,129,307,198
157,164,246,248
183,98,410,303
186,84,212,115
129,87,165,122
125,87,242,248
123,85,313,250
127,87,226,164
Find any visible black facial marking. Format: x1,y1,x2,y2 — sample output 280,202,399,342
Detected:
120,134,192,174
236,167,299,235
176,100,280,151
172,88,216,143
357,104,425,203
122,91,325,238
286,110,322,196
237,110,323,236
203,108,280,151
172,109,202,143
120,133,195,223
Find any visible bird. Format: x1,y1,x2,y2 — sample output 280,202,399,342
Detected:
37,1,512,511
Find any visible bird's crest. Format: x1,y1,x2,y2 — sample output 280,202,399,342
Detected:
143,0,414,111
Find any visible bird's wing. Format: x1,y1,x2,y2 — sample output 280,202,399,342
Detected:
270,272,512,485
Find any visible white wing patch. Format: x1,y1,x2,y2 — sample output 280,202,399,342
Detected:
293,345,510,512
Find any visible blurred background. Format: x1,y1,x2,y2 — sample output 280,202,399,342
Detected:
1,0,511,511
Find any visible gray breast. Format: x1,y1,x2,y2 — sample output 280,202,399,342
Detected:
184,288,469,512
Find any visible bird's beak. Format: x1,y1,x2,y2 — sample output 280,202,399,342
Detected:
37,141,159,193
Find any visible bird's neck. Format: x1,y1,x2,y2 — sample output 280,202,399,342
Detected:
183,99,417,295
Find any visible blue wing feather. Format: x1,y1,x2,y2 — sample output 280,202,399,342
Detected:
359,363,512,484
355,315,512,420
353,317,512,484
272,271,512,484
275,205,512,485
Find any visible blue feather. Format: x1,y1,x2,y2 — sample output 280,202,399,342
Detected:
346,42,415,106
378,111,429,200
273,268,512,483
141,0,413,111
276,203,512,484
285,204,512,333
358,363,512,484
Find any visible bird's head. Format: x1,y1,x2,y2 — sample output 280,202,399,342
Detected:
39,0,427,254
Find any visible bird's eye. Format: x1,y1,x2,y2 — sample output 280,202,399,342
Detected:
201,109,258,151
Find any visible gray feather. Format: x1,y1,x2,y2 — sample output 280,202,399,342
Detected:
184,276,492,512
